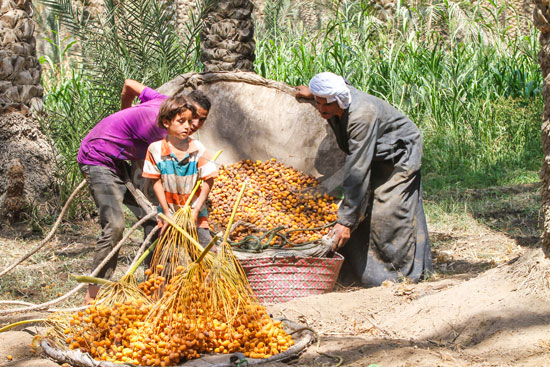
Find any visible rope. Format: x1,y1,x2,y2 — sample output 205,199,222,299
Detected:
318,352,344,367
165,71,297,96
227,221,336,252
285,323,343,367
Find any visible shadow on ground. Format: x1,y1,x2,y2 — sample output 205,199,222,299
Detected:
426,182,541,277
298,309,550,366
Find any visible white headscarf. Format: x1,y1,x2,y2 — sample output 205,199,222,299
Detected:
308,72,352,109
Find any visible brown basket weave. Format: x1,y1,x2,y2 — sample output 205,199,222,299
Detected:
239,253,344,304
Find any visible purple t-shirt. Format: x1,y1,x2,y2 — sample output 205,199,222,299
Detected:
77,87,169,174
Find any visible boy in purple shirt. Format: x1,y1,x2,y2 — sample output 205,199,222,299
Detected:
78,82,169,172
77,80,211,304
78,80,168,304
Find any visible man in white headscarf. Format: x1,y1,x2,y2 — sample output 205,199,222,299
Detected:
296,72,432,287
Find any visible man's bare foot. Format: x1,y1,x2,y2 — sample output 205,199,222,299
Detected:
84,285,99,305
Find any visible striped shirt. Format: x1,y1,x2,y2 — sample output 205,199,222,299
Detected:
142,138,217,228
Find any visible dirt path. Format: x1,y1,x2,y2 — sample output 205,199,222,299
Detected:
0,182,548,366
267,248,550,366
1,247,548,366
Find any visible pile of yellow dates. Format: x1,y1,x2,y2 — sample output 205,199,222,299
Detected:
209,159,338,244
63,268,294,366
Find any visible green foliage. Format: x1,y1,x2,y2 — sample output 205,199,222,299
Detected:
259,0,309,38
40,72,108,205
38,0,544,206
37,15,78,87
254,0,543,190
39,0,204,205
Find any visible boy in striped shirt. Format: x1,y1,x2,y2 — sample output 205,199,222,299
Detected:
142,94,217,245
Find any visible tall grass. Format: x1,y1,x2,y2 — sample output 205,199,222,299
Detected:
255,0,543,191
39,0,543,203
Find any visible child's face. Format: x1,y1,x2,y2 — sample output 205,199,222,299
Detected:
164,109,194,140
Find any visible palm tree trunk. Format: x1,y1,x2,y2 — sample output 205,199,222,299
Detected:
0,0,43,112
200,0,255,72
0,0,54,223
534,0,550,257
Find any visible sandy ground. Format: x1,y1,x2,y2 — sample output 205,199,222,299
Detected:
1,247,548,367
0,183,549,366
268,249,550,367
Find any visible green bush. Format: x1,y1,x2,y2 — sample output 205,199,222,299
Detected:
39,0,544,209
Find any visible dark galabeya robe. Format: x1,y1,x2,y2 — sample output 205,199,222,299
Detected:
327,85,432,287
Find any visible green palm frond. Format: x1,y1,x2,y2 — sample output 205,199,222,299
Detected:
42,0,203,97
40,0,91,37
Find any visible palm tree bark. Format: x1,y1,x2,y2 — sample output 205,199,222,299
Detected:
0,0,54,222
534,0,550,257
200,0,255,72
0,0,43,112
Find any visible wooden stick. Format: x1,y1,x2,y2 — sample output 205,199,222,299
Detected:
72,275,113,286
196,235,219,264
0,180,87,277
0,319,45,333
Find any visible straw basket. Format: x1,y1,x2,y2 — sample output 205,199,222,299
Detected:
238,253,344,304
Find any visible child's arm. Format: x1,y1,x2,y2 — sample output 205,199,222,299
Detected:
121,79,146,109
191,177,214,224
152,178,173,227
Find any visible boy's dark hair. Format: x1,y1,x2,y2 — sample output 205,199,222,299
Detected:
187,89,211,111
157,95,196,129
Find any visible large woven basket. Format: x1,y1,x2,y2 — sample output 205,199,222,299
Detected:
238,253,344,304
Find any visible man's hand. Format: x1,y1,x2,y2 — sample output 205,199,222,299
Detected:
295,85,313,99
330,223,351,251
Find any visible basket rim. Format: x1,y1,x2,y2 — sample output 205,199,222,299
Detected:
238,252,345,263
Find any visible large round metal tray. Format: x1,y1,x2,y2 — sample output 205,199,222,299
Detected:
41,319,315,367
